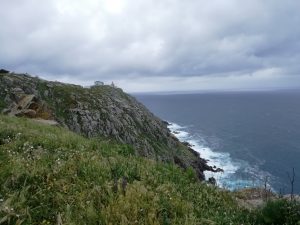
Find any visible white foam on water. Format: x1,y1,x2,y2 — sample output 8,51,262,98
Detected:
168,122,272,190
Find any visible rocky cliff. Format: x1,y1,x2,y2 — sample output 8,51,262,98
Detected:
0,71,217,180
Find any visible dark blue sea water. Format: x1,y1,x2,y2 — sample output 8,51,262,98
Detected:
135,90,300,194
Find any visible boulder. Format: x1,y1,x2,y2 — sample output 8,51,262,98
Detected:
208,177,217,186
5,93,54,121
9,95,37,116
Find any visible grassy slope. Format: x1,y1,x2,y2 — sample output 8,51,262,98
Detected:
0,115,256,225
36,80,203,171
0,73,209,176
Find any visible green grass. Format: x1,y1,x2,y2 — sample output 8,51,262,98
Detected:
1,115,298,224
0,73,201,167
256,199,300,225
0,99,6,112
36,82,115,122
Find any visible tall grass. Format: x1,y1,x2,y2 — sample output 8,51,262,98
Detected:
1,115,298,224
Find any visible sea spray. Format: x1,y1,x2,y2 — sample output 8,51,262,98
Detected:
168,122,272,190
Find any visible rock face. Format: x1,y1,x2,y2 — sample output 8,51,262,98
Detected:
0,69,9,74
0,72,216,180
7,94,43,118
1,85,54,120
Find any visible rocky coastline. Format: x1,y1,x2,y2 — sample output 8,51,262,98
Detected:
0,71,221,181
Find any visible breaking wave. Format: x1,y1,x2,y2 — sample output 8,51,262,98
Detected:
168,122,273,191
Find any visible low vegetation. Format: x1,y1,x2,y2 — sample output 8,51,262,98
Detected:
0,72,202,171
0,115,299,224
256,199,300,225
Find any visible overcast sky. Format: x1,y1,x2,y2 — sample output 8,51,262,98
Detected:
1,0,300,92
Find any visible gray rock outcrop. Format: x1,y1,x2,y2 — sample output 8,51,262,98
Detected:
0,72,218,180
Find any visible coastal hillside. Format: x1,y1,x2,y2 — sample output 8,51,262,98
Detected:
1,72,300,224
0,72,215,180
0,114,255,224
1,115,300,224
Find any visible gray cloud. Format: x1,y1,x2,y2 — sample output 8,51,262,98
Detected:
1,0,300,92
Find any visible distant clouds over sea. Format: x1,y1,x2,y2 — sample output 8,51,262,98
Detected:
1,0,300,92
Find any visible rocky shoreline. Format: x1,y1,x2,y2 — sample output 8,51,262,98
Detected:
169,128,224,184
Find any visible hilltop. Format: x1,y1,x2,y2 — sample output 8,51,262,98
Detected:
0,72,218,180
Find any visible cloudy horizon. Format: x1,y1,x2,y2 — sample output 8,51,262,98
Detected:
1,0,300,93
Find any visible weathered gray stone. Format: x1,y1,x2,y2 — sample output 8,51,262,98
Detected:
0,72,217,181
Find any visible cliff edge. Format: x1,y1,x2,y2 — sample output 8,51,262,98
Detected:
0,71,217,180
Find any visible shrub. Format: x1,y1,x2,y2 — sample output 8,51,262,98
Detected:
256,199,300,225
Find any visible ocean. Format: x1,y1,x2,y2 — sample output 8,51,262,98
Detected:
135,90,300,194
